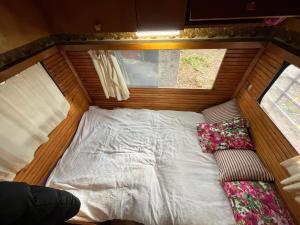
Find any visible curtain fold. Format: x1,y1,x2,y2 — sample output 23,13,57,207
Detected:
0,63,70,181
88,50,130,101
281,155,300,203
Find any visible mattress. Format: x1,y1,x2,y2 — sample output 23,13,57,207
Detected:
46,106,235,225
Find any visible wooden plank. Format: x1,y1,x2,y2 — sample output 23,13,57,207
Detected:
236,42,300,224
233,45,266,97
60,48,92,103
61,41,265,51
226,49,260,54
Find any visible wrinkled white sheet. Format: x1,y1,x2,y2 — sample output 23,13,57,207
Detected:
46,107,235,225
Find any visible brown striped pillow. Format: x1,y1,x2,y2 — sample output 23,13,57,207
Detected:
214,150,274,182
202,99,242,123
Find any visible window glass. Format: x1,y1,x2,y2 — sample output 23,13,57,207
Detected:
260,64,300,153
115,49,226,89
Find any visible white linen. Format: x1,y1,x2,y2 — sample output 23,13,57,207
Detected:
46,107,235,225
88,50,130,101
0,63,69,181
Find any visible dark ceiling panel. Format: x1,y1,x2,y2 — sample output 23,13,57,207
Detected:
136,0,187,31
187,0,300,24
36,0,137,33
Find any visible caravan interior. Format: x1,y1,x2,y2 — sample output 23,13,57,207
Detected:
0,1,300,224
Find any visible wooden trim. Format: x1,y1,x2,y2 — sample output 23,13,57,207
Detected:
237,42,300,224
60,40,265,51
0,46,58,82
59,48,92,103
232,43,267,97
266,42,300,68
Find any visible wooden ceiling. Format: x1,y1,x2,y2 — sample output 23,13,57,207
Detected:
35,0,187,33
35,0,137,33
34,0,300,33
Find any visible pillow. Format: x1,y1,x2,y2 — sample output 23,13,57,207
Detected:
202,99,242,123
222,181,295,225
197,117,254,153
214,150,274,181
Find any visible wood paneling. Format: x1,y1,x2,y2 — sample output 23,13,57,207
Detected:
65,42,261,111
13,48,89,185
237,43,300,224
61,41,263,51
0,0,49,53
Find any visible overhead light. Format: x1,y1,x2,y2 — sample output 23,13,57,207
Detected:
136,30,180,37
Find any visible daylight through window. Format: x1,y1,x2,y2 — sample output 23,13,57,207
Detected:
260,64,300,153
115,49,226,89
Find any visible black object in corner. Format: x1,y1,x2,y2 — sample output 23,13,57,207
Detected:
0,181,80,225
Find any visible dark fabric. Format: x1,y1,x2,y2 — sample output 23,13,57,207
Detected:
0,182,80,225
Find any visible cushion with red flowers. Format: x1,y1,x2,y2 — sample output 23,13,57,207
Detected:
222,181,295,225
197,117,255,153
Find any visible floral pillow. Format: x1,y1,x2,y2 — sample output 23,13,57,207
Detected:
197,117,255,153
222,181,295,225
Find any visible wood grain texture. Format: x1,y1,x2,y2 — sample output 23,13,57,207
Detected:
0,0,50,53
14,50,89,185
61,41,264,51
237,43,300,224
36,0,137,33
66,42,261,111
232,45,266,97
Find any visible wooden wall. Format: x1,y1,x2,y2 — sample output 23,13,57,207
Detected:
63,41,263,112
237,43,300,224
0,0,50,53
0,47,90,184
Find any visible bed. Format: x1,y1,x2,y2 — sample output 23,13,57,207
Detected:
46,106,235,225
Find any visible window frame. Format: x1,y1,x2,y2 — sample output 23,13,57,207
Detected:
258,61,300,153
258,61,290,103
114,49,227,90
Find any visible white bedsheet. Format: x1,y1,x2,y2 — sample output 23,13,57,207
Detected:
46,107,235,225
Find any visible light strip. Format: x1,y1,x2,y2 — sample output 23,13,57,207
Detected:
136,30,180,37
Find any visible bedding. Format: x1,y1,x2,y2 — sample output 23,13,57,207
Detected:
197,117,255,153
214,150,274,182
222,181,295,225
46,107,235,225
202,99,242,123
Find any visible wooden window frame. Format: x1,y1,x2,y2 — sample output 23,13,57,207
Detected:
258,62,300,152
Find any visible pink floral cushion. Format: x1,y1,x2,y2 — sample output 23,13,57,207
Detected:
222,181,295,225
197,117,255,153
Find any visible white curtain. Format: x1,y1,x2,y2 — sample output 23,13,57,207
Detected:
88,50,130,101
0,63,70,181
281,155,300,203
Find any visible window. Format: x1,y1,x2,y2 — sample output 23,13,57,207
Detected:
259,63,300,153
115,49,226,89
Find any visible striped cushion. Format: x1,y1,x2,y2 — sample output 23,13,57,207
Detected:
214,150,274,182
202,99,242,123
